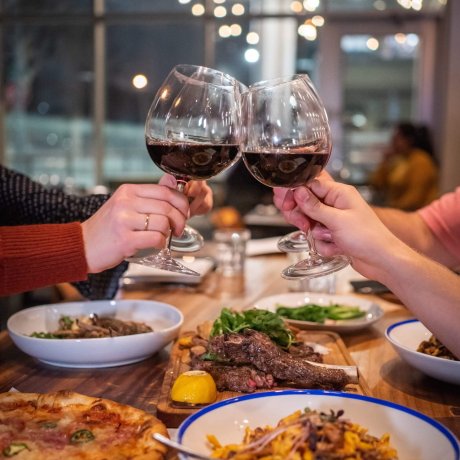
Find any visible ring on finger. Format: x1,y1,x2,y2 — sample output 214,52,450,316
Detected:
143,213,150,231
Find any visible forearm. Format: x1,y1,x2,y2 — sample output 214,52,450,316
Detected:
0,223,88,296
373,243,460,359
0,166,108,225
372,206,454,266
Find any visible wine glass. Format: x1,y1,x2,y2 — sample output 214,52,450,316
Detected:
240,74,350,280
129,64,244,275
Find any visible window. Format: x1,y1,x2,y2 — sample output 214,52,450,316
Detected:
0,0,446,190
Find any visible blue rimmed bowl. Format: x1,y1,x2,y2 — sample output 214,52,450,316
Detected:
386,319,460,385
178,389,459,460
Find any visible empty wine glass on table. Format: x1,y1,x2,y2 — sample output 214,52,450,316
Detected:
128,64,244,275
240,74,350,280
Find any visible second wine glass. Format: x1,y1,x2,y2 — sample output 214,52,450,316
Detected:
241,74,350,280
130,64,243,275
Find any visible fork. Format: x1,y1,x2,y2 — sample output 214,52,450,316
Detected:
153,433,215,460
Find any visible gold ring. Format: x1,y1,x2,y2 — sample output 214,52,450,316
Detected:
143,213,150,231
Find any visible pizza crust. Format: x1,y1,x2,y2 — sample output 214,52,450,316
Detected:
0,390,168,460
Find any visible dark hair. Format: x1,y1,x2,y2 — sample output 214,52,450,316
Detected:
396,121,435,159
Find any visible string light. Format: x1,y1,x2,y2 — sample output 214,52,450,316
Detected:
132,74,148,89
191,4,205,16
366,37,379,50
232,3,245,15
246,32,259,45
290,1,303,13
219,25,232,38
312,15,325,26
230,24,242,36
303,0,320,12
214,6,227,17
244,48,260,63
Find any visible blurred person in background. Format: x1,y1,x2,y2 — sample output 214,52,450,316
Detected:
369,121,439,211
0,165,212,298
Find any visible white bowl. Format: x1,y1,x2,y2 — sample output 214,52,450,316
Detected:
386,319,460,385
7,299,183,368
253,292,383,332
178,390,460,460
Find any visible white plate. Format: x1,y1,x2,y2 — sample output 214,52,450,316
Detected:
386,319,460,385
246,237,283,256
178,390,459,460
7,299,183,368
122,257,214,286
253,292,383,332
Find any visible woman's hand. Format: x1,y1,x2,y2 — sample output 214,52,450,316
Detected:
159,174,213,216
81,183,189,273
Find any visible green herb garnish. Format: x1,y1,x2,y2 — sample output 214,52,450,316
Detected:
210,308,294,348
276,303,366,324
70,429,95,444
2,442,30,457
39,421,58,429
30,332,61,339
60,315,74,329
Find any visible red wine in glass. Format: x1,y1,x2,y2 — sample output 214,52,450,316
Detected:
240,73,350,280
146,139,240,181
242,149,330,188
128,64,244,275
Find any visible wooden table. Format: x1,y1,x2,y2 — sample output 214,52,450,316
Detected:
1,254,459,438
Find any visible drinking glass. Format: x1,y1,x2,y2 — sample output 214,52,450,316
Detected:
129,64,243,275
240,74,350,279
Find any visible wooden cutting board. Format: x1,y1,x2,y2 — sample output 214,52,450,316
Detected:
157,330,371,428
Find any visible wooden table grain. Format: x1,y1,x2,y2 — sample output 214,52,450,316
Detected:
1,254,459,438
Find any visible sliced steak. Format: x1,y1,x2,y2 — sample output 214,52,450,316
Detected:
288,342,323,362
191,357,276,392
208,329,350,390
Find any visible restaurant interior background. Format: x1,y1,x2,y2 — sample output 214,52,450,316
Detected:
0,0,459,311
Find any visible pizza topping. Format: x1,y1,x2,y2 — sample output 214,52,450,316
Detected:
70,429,95,444
39,421,57,429
2,442,30,457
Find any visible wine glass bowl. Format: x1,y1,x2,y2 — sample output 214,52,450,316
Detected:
240,74,350,279
129,64,244,274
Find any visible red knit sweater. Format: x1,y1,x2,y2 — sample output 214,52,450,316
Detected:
0,222,88,296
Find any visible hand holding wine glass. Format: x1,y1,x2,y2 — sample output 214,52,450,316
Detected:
240,74,350,279
129,64,244,275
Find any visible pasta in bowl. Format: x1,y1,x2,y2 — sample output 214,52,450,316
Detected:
177,390,459,460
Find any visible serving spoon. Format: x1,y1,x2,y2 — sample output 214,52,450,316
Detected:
153,433,215,460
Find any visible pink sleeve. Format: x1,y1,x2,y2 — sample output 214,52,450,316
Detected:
418,187,460,263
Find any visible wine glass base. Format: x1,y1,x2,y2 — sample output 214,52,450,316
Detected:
277,230,310,253
127,253,200,276
170,226,204,253
281,254,350,280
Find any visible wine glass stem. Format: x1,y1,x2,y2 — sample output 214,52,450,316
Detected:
305,230,319,256
176,180,187,193
165,179,188,252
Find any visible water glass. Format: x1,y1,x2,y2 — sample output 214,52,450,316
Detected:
213,229,251,276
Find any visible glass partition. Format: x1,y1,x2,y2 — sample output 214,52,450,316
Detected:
340,33,420,184
0,0,447,190
104,22,205,184
4,23,94,190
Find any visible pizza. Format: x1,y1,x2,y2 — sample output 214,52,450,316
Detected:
0,390,168,459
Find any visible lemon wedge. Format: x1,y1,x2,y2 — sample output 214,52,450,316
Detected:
170,370,217,404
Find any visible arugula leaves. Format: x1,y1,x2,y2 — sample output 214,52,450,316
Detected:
210,308,294,348
276,303,366,323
